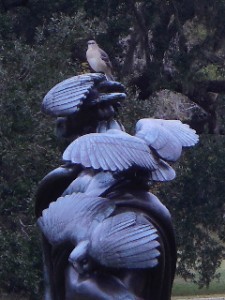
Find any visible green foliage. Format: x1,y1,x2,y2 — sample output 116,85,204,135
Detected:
196,64,225,81
156,135,225,286
173,261,225,296
0,10,102,298
119,89,155,133
0,222,42,298
0,0,225,297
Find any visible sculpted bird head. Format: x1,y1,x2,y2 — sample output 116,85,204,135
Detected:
68,240,91,275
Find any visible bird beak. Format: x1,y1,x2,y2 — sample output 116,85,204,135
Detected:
71,261,84,275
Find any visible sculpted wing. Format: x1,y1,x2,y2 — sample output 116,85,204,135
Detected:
42,73,105,116
42,73,126,117
63,129,176,181
152,159,176,181
62,171,118,197
63,130,159,172
90,212,160,268
37,193,115,245
135,118,199,162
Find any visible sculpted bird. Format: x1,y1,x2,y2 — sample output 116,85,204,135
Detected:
41,73,125,140
35,116,198,216
42,73,124,117
63,129,175,182
37,73,199,300
86,40,114,81
37,193,160,275
135,118,199,162
62,122,198,183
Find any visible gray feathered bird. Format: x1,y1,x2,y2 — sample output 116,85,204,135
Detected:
37,193,160,274
86,40,114,81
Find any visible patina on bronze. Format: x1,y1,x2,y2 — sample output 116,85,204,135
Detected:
36,73,198,300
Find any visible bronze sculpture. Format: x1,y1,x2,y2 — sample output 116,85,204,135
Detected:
36,73,198,300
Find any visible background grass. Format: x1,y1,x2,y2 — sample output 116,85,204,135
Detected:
172,261,225,297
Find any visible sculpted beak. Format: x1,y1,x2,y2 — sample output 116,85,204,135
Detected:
70,261,84,274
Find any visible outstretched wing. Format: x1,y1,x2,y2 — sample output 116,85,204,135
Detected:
63,129,159,172
90,212,160,269
63,129,176,181
37,193,115,245
135,118,199,162
42,73,105,116
42,73,126,117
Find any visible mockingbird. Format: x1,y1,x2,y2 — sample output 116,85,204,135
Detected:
86,40,114,81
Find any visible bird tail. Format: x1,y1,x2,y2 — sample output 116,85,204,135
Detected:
105,71,114,81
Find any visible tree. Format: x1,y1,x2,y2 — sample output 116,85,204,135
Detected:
0,0,225,297
0,10,100,298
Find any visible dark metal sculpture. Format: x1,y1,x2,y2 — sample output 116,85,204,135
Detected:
36,73,199,300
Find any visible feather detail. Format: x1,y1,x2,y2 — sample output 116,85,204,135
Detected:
37,193,115,245
136,118,199,162
42,74,105,116
90,212,160,269
62,130,160,173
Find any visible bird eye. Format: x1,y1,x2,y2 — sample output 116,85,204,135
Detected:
81,258,88,265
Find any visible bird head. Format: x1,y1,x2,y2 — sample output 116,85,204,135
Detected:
87,40,97,49
68,240,91,275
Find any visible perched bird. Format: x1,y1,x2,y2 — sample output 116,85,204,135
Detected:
86,40,114,81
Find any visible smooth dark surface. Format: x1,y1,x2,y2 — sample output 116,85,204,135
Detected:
35,165,82,218
64,266,142,300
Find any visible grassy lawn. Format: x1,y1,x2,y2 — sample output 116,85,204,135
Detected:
172,261,225,298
